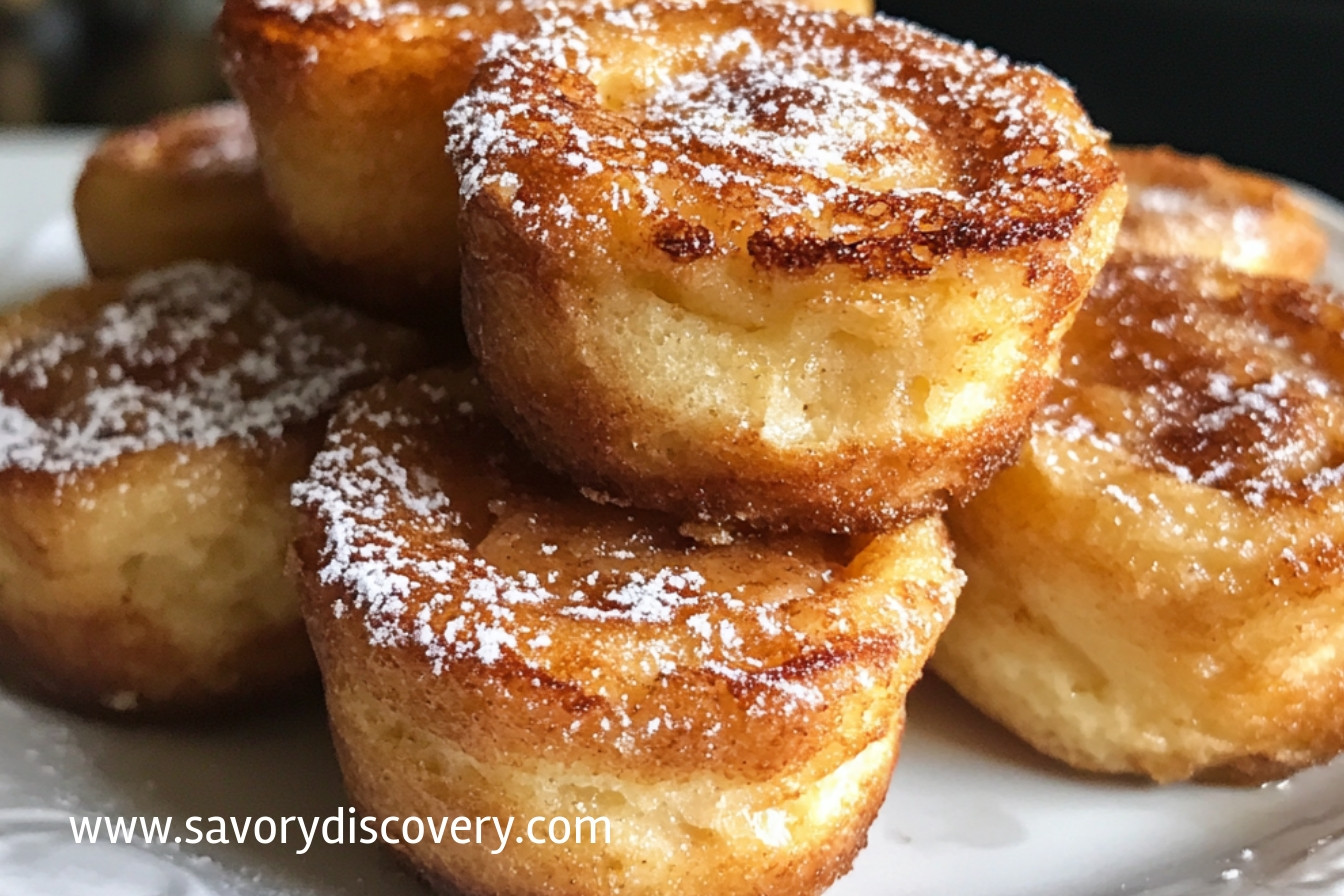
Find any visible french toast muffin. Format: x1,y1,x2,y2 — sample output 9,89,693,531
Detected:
74,103,288,279
0,263,427,713
292,369,961,896
1116,146,1327,281
448,0,1126,533
215,0,871,335
935,256,1344,783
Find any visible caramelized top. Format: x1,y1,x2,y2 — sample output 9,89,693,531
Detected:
235,0,870,38
251,0,449,22
1043,256,1344,507
1115,146,1326,280
88,103,258,178
247,0,610,25
448,0,1120,276
294,370,958,729
0,263,422,476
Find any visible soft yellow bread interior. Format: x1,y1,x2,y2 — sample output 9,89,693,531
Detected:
0,441,315,711
330,681,899,896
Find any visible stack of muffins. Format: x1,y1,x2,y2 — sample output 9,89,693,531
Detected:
262,2,1123,892
0,0,1339,894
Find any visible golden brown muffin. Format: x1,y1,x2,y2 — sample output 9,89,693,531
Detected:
449,0,1126,533
73,103,288,279
0,263,428,714
215,0,871,337
935,255,1344,784
1116,145,1327,281
292,369,960,896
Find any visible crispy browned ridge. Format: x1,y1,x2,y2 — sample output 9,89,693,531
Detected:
449,1,1122,272
1115,145,1327,281
293,369,957,776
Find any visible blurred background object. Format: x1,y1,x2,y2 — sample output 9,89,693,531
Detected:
0,0,224,125
0,0,1341,197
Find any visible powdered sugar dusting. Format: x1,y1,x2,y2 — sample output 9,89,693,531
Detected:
636,27,934,194
295,372,959,736
1038,257,1344,507
251,0,586,26
447,1,1116,262
254,0,460,23
1114,146,1323,278
0,263,411,478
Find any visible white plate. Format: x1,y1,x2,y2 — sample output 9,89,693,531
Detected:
2,133,1344,896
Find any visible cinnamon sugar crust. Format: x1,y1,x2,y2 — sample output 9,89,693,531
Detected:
0,265,420,475
451,3,1121,273
89,102,257,176
1050,257,1344,504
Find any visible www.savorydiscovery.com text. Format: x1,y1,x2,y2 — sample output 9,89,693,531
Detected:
69,808,611,855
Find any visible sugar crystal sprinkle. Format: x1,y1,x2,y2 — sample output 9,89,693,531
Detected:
0,263,399,477
254,0,448,23
293,374,962,731
447,1,1116,257
252,0,589,26
1038,257,1344,508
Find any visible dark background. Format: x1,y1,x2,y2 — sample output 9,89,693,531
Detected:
2,0,1342,198
886,0,1344,199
